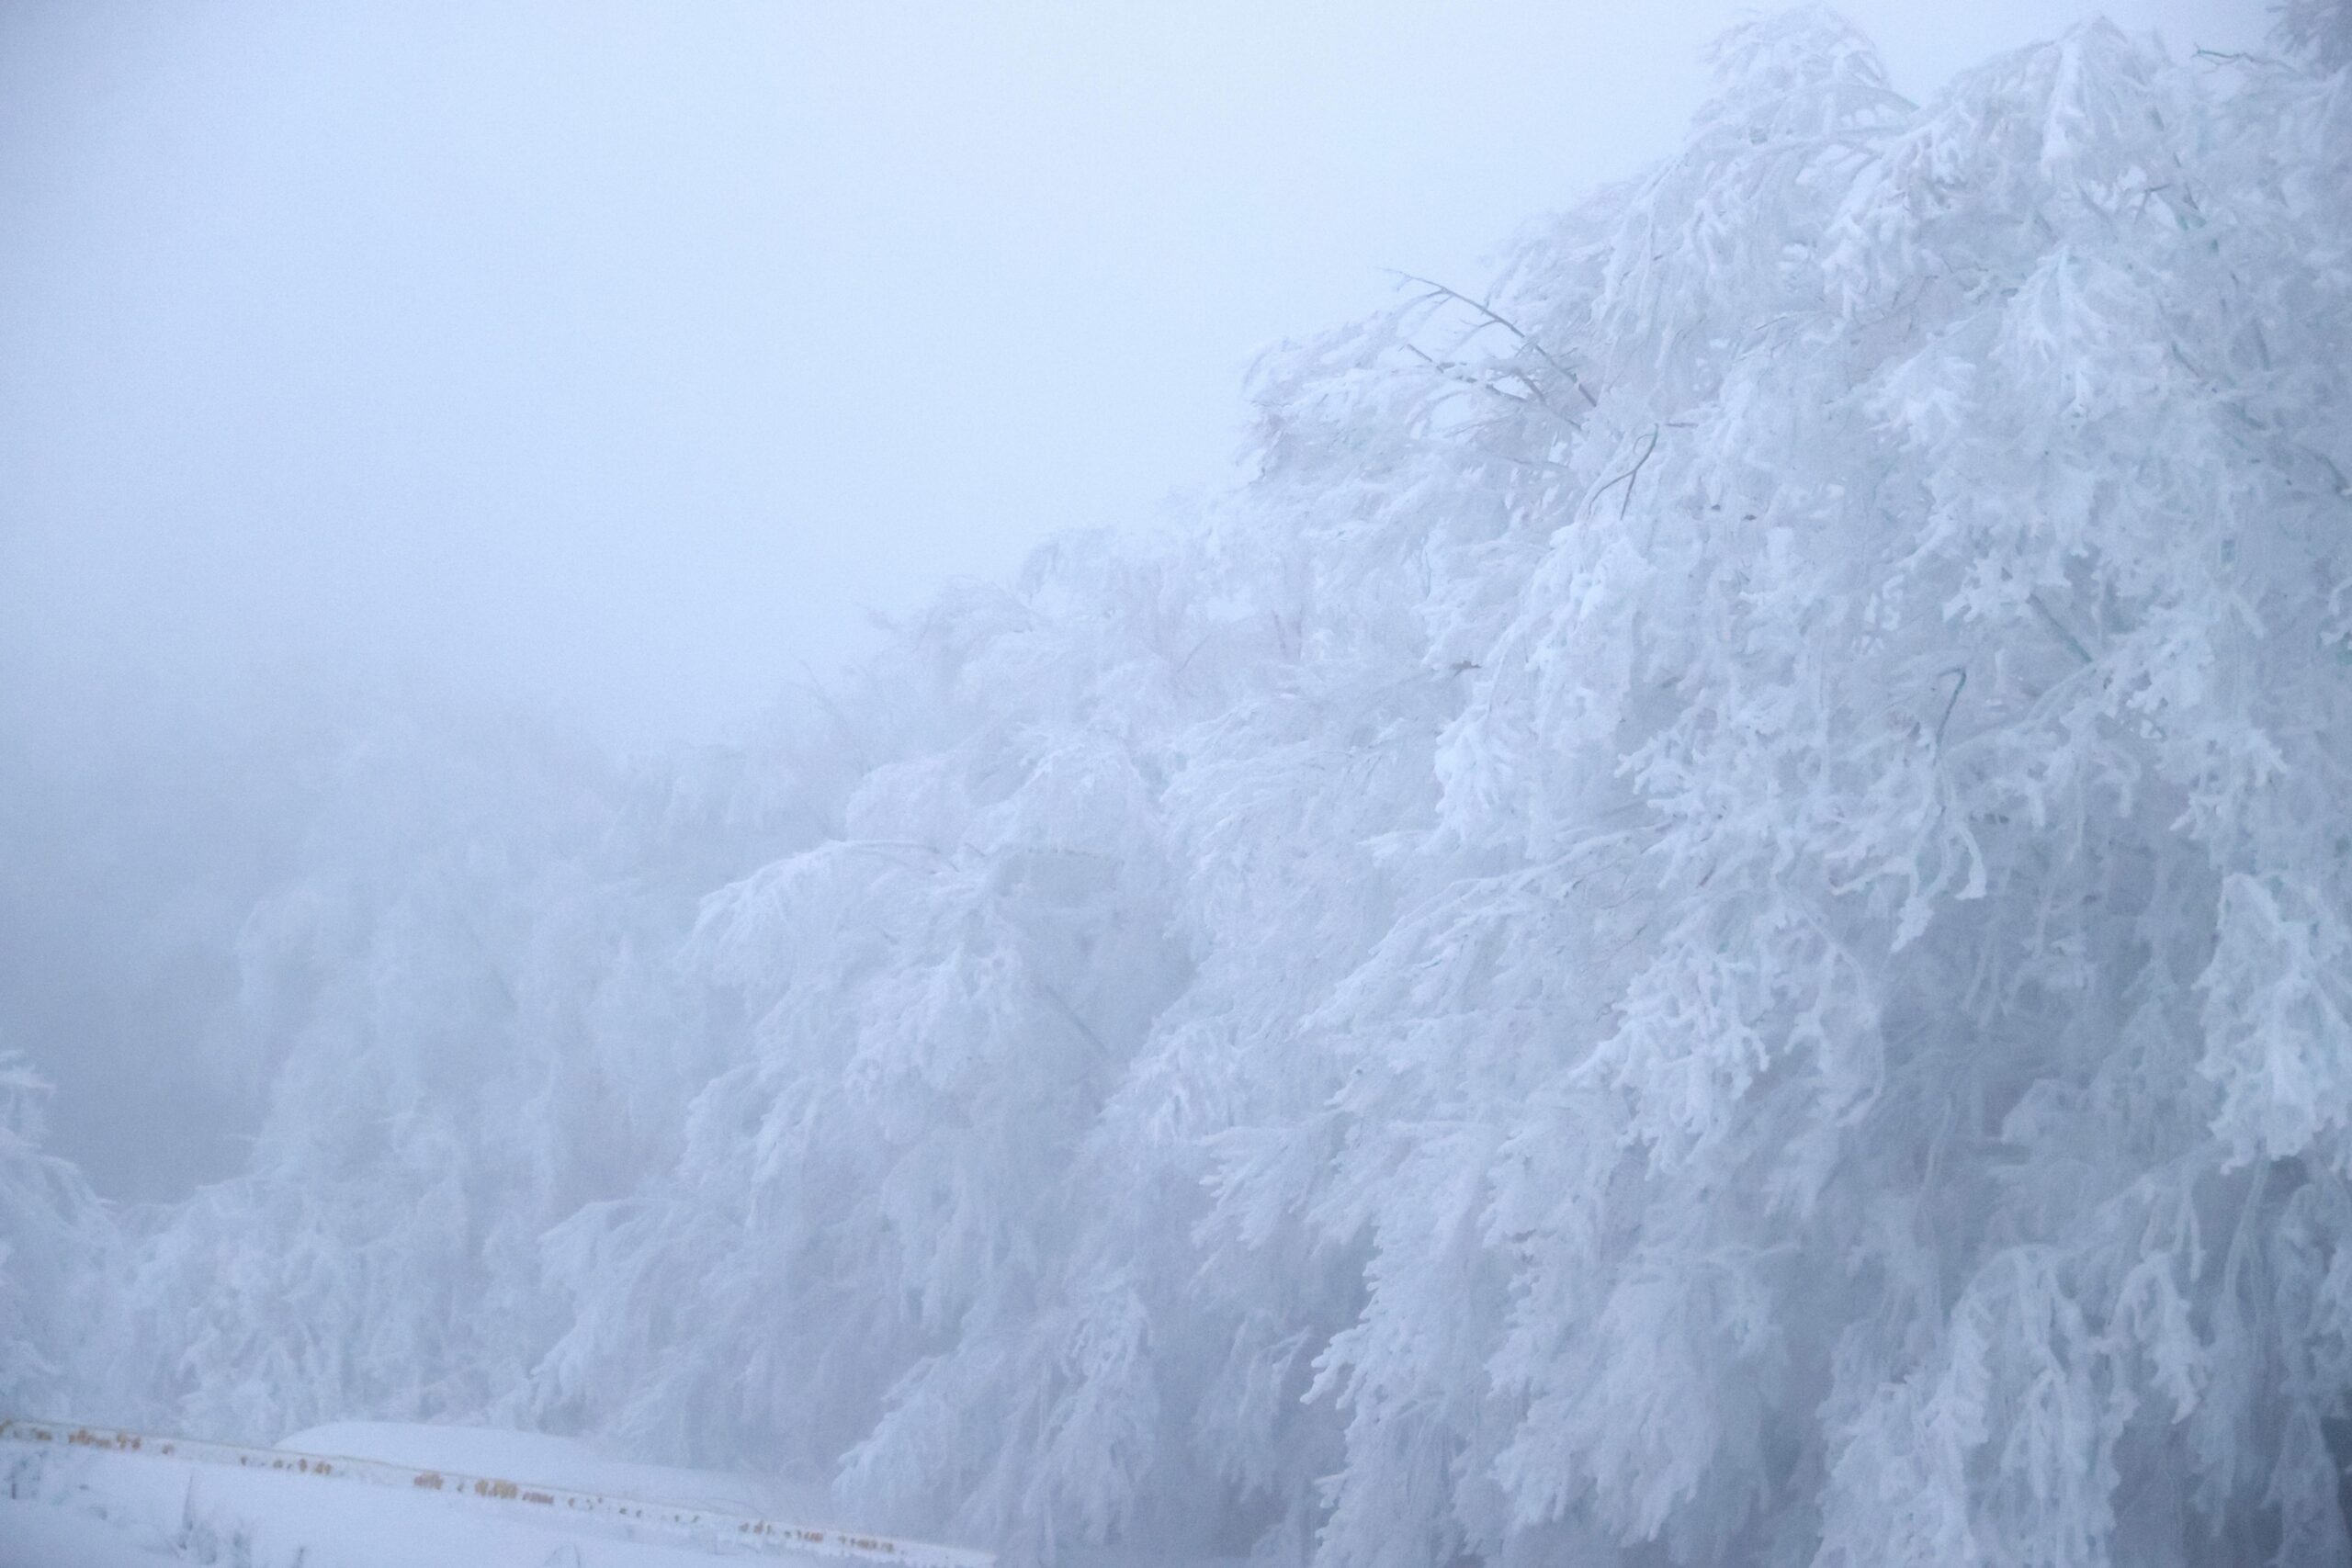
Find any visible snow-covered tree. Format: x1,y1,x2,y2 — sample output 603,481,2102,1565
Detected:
1237,15,2350,1567
0,1053,106,1416
98,712,717,1438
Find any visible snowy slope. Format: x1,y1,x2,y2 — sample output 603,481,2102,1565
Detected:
281,1422,839,1521
0,1421,933,1568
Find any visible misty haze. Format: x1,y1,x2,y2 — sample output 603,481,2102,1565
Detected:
5,2,2351,1565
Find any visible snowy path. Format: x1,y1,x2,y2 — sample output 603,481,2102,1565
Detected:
0,1421,989,1568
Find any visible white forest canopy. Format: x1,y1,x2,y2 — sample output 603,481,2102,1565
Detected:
8,7,2352,1567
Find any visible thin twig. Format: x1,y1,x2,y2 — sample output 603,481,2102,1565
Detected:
1403,343,1576,433
2029,594,2096,667
1402,343,1535,407
1469,446,1576,475
1933,665,1968,749
1389,270,1602,410
1592,427,1660,520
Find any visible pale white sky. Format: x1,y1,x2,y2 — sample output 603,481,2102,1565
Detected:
1,0,2266,750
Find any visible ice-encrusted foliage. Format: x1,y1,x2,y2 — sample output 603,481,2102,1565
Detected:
40,10,2352,1568
2277,0,2352,70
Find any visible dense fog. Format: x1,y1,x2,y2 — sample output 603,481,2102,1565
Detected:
6,4,2351,1567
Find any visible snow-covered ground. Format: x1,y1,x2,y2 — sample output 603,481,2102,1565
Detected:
0,1421,905,1567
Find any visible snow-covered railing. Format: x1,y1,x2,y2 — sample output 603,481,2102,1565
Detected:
0,1417,996,1568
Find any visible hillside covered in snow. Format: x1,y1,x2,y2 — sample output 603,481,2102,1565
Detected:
7,8,2352,1567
